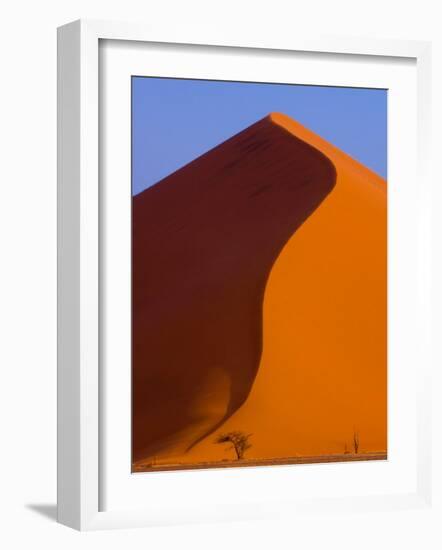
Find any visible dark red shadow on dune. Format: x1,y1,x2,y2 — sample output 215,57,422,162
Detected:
132,114,336,463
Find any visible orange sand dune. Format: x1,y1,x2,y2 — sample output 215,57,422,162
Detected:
134,112,387,469
132,115,336,464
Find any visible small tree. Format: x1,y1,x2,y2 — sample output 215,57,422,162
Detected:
215,431,252,460
353,429,360,454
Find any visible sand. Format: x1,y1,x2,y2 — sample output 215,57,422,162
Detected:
132,113,387,470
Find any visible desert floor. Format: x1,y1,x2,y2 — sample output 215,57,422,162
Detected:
133,451,387,473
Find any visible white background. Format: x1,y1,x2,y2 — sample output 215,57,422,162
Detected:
0,0,441,548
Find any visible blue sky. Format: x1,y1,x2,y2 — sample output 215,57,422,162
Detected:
132,77,387,196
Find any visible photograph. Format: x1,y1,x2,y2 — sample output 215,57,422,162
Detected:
131,76,388,472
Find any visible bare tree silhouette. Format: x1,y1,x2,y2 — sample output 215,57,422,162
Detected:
215,431,252,460
353,428,360,454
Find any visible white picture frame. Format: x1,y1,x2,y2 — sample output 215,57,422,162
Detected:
57,19,433,531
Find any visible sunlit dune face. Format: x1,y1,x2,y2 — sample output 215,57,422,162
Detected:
217,115,387,458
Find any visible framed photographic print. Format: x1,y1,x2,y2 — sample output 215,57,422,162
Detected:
57,19,433,530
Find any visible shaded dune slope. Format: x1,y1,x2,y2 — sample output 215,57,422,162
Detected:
132,115,336,463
